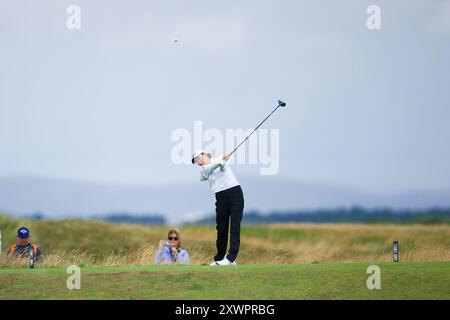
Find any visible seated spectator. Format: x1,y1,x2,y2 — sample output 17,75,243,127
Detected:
155,228,189,264
7,226,43,262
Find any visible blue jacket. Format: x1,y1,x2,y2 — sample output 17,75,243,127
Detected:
155,246,189,264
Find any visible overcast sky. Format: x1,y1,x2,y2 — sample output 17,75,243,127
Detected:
1,0,450,194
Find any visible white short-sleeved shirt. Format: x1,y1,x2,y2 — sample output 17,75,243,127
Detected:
200,158,240,193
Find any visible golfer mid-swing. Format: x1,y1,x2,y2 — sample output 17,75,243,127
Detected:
192,150,244,266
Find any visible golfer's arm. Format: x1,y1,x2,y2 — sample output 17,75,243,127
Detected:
201,160,223,177
219,159,228,171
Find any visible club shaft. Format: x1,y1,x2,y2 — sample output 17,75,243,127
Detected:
228,104,282,157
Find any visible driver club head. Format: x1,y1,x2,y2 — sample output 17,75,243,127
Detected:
278,100,287,107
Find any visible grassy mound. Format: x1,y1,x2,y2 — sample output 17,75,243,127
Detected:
1,214,449,268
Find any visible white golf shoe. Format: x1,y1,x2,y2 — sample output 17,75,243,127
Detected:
212,258,237,266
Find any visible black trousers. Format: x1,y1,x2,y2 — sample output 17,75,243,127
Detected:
214,185,244,262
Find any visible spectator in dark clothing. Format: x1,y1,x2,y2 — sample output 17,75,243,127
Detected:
6,226,43,262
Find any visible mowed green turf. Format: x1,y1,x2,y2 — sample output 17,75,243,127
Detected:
0,262,448,300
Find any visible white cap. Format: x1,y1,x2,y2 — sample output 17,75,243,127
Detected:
191,150,210,164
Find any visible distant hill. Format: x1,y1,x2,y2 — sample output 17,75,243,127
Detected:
94,213,166,225
1,176,450,224
192,207,450,224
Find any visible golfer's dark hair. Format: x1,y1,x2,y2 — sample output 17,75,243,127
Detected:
168,228,182,247
194,152,211,165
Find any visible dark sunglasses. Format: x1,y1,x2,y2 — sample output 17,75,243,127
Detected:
168,236,178,241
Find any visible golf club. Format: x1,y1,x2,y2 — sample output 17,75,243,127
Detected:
228,100,287,157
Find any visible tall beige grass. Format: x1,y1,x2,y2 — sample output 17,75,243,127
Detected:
0,245,212,268
1,218,449,268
